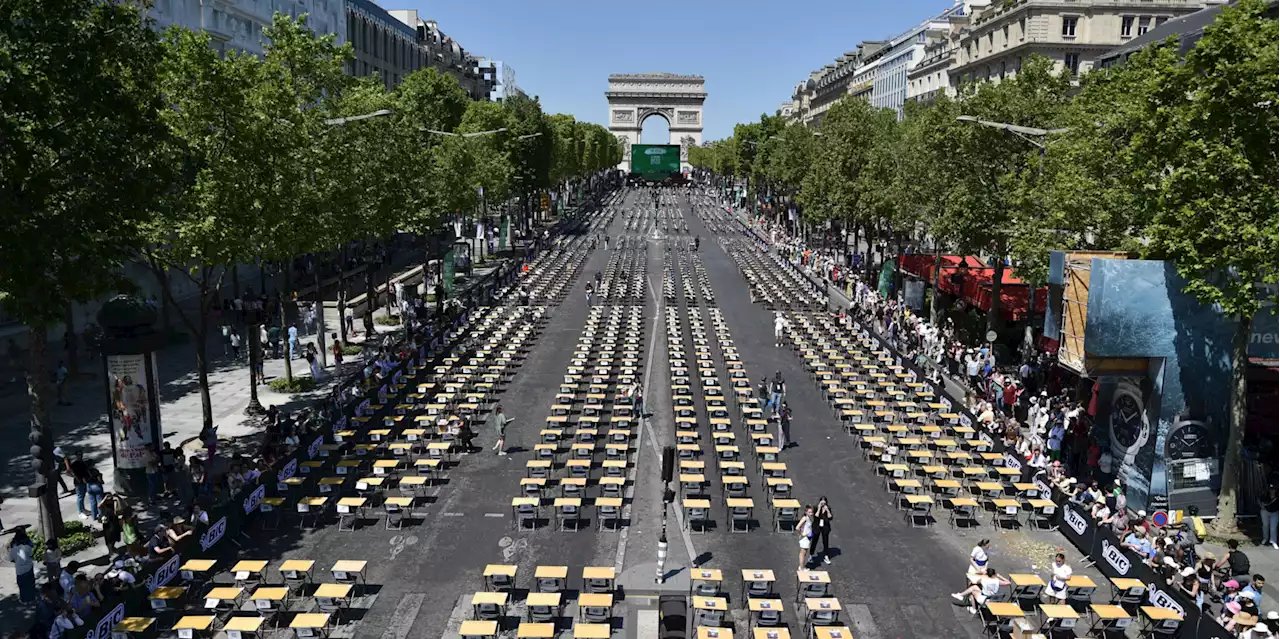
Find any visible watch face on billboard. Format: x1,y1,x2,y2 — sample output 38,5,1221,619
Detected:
1112,384,1145,448
1166,416,1215,460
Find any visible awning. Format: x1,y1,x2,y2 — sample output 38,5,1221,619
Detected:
898,254,1048,322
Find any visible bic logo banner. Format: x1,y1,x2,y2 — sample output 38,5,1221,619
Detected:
201,517,227,551
146,554,182,592
243,483,266,515
87,603,126,639
308,435,324,459
1064,507,1088,536
277,458,298,485
1101,539,1132,575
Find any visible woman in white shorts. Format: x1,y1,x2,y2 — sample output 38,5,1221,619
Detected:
797,505,815,571
1047,552,1072,602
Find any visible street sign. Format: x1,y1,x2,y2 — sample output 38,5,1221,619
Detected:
986,330,998,343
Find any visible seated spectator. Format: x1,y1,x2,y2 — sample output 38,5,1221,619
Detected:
147,525,175,562
1123,529,1154,560
1219,601,1243,628
67,574,100,617
1217,539,1253,585
47,605,83,639
57,561,78,597
1101,504,1130,535
166,516,194,546
1244,574,1268,602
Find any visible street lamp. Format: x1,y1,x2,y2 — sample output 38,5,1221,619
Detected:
323,108,394,126
954,115,1069,150
421,127,508,138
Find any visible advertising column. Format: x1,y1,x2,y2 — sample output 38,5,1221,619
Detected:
97,295,166,498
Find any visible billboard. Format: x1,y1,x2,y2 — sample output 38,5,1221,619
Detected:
630,144,680,178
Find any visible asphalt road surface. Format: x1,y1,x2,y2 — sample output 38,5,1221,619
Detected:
212,188,989,639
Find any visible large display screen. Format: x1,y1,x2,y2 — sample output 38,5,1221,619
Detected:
630,144,680,178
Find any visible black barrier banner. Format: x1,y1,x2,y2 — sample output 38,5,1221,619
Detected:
1059,500,1096,555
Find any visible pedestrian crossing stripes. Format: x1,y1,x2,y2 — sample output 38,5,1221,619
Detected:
379,593,425,639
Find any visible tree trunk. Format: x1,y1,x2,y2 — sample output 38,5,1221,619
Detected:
64,304,79,378
988,256,1005,334
363,256,376,337
27,329,65,540
337,245,349,347
280,268,294,383
930,246,943,326
315,266,327,368
194,312,214,435
1208,313,1251,539
258,261,267,298
231,265,240,300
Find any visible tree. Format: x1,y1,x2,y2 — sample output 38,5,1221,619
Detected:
1128,0,1277,536
930,55,1072,331
548,114,581,194
797,98,885,269
251,13,352,382
0,0,167,537
148,27,265,430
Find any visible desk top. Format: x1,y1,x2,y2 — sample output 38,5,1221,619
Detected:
579,593,614,607
1009,573,1046,587
811,627,852,639
113,618,156,633
1090,604,1132,620
582,566,616,580
986,602,1023,617
315,583,353,599
172,615,216,631
741,569,776,582
290,613,331,629
1040,604,1079,619
797,570,831,584
483,564,518,577
458,619,498,636
747,597,783,612
471,591,509,606
535,565,568,579
1141,606,1183,621
526,592,562,607
516,623,556,639
692,568,723,582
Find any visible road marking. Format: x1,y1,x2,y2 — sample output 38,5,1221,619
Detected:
640,273,698,566
442,512,464,517
388,535,418,562
845,603,881,639
613,266,660,574
483,512,504,518
379,593,425,639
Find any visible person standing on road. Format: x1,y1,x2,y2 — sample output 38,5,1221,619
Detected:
796,505,815,571
143,445,163,504
814,497,834,564
777,401,792,448
490,405,510,456
770,371,786,412
773,312,787,348
228,330,241,360
585,281,594,307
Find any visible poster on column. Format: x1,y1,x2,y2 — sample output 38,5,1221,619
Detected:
107,354,153,469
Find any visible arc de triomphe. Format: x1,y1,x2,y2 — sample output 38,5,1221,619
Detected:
606,73,705,172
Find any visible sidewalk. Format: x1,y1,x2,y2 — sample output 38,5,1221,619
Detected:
0,256,513,625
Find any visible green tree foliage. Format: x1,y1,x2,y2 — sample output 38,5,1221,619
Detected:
0,0,167,538
934,56,1072,329
1125,0,1277,535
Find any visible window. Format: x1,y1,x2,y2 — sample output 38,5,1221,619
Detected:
1064,53,1080,76
1137,17,1150,35
987,32,994,53
1019,17,1026,40
1062,17,1078,37
999,61,1006,78
1121,16,1134,37
1002,25,1009,47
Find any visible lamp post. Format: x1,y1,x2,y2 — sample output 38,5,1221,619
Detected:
309,108,395,370
422,127,510,266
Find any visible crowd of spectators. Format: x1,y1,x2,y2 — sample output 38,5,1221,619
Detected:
744,207,1278,634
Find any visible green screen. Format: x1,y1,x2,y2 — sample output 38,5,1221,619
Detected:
630,144,680,178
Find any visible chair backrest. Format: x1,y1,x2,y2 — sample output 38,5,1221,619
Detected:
529,605,555,622
800,582,829,599
583,606,609,623
731,507,750,520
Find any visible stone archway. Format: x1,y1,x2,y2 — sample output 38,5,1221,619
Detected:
606,73,705,172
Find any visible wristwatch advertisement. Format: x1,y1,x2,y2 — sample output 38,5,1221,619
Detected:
1108,378,1153,507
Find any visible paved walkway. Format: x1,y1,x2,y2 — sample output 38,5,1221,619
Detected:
0,255,511,623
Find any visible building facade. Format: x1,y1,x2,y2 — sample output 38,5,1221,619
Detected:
387,10,486,98
474,59,520,102
144,0,346,56
786,42,883,128
946,0,1207,88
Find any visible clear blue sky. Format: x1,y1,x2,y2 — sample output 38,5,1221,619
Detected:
389,0,956,141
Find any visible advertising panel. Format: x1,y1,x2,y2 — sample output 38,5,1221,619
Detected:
107,354,153,469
